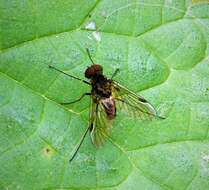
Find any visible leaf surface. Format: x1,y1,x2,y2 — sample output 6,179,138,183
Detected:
0,0,209,190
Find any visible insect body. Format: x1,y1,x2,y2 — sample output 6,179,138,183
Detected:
85,64,116,119
49,49,164,162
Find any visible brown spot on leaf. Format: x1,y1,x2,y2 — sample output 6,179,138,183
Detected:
42,146,54,159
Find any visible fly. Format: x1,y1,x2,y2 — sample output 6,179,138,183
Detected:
49,49,164,162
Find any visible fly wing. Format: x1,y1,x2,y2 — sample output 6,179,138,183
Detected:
113,81,163,120
90,99,113,147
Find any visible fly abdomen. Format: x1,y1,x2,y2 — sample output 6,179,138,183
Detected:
101,96,116,120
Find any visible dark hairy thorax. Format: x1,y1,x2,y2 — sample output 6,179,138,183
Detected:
91,74,116,119
91,74,113,99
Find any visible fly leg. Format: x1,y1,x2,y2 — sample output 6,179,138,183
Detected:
69,122,92,162
60,93,91,105
111,68,120,79
69,103,97,162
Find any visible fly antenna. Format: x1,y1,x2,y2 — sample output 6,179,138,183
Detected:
86,48,95,64
48,65,90,85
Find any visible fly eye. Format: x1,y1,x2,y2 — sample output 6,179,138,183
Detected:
94,64,103,73
85,67,94,78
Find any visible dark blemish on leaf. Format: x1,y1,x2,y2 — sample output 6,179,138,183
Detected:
42,146,54,159
204,88,209,95
46,148,50,153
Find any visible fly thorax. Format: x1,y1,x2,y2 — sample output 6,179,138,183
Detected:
92,75,112,98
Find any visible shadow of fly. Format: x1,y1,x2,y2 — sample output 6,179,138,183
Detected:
49,49,164,162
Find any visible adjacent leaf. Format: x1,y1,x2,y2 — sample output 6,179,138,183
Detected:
0,0,209,190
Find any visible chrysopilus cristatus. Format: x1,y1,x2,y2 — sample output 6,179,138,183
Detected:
49,49,164,162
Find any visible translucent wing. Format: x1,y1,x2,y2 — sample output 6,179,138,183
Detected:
113,81,163,120
89,99,113,147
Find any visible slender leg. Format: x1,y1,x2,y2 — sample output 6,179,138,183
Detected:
111,68,120,79
69,101,97,162
69,123,92,162
60,93,91,105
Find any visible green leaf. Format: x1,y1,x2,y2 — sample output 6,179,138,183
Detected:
0,0,209,190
